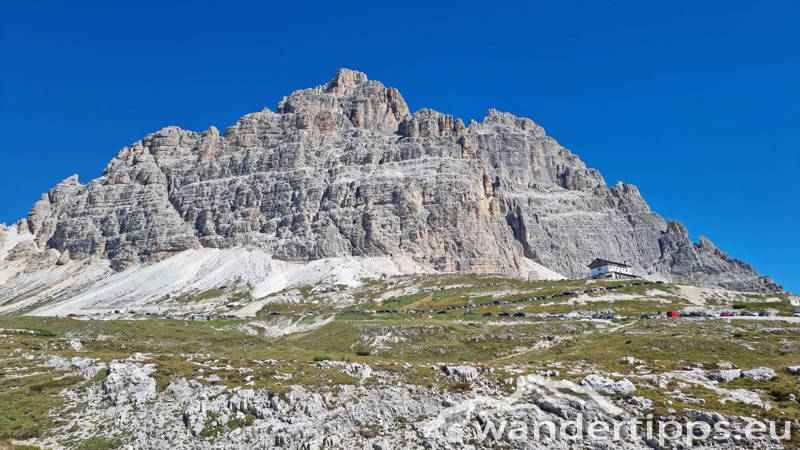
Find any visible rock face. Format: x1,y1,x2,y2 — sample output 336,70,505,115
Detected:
2,69,782,293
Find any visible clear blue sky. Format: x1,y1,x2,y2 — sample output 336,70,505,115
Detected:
1,0,798,292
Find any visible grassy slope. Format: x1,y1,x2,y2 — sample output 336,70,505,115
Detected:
0,276,797,448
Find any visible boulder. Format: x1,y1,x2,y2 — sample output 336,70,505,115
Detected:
441,365,478,383
741,367,776,381
620,356,644,365
707,369,741,383
166,378,194,402
627,396,654,409
684,408,725,425
342,363,372,380
581,374,636,395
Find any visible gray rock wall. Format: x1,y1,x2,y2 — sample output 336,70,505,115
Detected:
11,69,782,292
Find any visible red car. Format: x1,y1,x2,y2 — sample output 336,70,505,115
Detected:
721,312,731,317
667,311,678,317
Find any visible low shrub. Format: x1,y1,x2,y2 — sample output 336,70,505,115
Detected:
33,329,56,337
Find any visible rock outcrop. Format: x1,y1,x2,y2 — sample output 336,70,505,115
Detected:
1,68,782,299
580,374,636,395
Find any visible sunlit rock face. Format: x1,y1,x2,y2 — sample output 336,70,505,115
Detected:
9,69,782,293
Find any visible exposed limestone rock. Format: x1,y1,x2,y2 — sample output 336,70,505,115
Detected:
23,249,60,273
102,360,157,406
7,240,37,261
707,369,741,383
15,218,29,235
581,374,636,395
55,249,70,265
441,365,479,383
342,362,372,379
654,221,782,292
3,69,781,294
70,356,107,380
627,396,653,409
741,367,776,381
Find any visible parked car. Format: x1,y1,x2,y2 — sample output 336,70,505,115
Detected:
437,311,447,314
793,312,800,317
483,312,493,316
498,312,510,317
667,311,679,317
720,312,731,317
513,312,525,317
759,312,770,317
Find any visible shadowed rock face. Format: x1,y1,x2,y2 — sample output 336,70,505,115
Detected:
12,69,782,292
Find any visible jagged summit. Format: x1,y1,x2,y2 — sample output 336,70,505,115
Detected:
0,69,782,314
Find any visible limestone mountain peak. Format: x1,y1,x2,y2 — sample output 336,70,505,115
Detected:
0,70,782,313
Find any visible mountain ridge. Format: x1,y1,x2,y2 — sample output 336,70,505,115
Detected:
0,69,782,313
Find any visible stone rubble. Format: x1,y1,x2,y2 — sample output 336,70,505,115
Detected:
24,358,790,450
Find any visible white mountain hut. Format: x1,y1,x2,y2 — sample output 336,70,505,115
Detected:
587,258,638,280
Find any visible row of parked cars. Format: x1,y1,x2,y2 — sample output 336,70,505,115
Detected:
640,311,785,319
65,311,254,321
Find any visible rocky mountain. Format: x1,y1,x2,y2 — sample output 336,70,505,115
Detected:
0,69,782,312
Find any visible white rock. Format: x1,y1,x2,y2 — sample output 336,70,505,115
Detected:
741,367,776,381
441,365,478,383
70,356,107,380
101,360,157,406
68,339,83,351
342,363,372,380
627,396,653,409
581,374,636,395
707,369,741,383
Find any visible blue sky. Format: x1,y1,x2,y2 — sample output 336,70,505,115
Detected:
1,0,798,291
